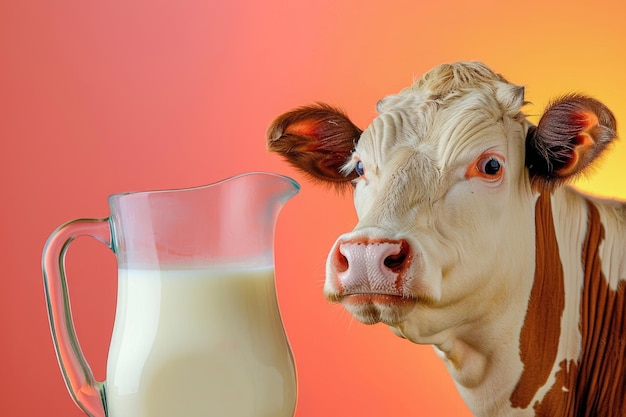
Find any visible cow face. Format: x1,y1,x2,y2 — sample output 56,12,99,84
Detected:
267,62,616,344
324,86,534,338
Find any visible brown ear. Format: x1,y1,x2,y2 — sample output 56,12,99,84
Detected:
525,94,617,190
267,103,362,187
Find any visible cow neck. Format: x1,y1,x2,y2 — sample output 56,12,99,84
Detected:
532,199,626,417
510,193,626,416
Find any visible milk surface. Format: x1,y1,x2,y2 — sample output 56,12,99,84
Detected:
106,267,297,417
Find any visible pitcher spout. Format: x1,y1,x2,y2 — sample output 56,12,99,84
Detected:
223,172,300,266
244,171,300,209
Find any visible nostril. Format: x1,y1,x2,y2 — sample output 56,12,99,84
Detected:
384,252,406,270
334,245,349,273
383,240,410,273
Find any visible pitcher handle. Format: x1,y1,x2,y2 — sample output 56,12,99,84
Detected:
42,218,112,417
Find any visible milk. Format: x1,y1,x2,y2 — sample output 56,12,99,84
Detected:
105,267,297,417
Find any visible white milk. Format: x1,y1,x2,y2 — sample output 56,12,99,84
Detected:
105,267,297,417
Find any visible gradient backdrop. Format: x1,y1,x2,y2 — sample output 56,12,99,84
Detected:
2,1,626,416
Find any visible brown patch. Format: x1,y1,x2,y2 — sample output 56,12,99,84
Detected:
534,200,626,416
510,193,566,409
532,359,576,415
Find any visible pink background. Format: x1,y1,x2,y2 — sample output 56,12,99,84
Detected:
2,1,626,416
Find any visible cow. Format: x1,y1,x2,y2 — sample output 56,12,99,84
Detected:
266,61,626,417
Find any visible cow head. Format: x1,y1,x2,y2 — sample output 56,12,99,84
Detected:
267,62,616,345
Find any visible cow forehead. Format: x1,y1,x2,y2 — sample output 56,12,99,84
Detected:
363,61,526,162
357,87,523,172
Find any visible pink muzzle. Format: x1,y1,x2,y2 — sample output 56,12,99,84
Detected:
329,238,412,298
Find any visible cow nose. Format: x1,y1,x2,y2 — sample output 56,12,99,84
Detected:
331,239,411,295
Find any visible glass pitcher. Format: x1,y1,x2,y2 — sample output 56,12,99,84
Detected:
42,172,300,417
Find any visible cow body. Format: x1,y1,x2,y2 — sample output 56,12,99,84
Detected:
267,62,626,416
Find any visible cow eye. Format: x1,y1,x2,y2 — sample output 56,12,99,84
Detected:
465,153,505,181
480,157,501,176
355,160,365,177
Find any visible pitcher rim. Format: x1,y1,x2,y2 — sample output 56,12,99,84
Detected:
107,171,300,201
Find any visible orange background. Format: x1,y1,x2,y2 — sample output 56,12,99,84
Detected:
2,1,626,416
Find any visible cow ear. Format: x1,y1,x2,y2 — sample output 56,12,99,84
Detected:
267,103,362,187
525,94,617,190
